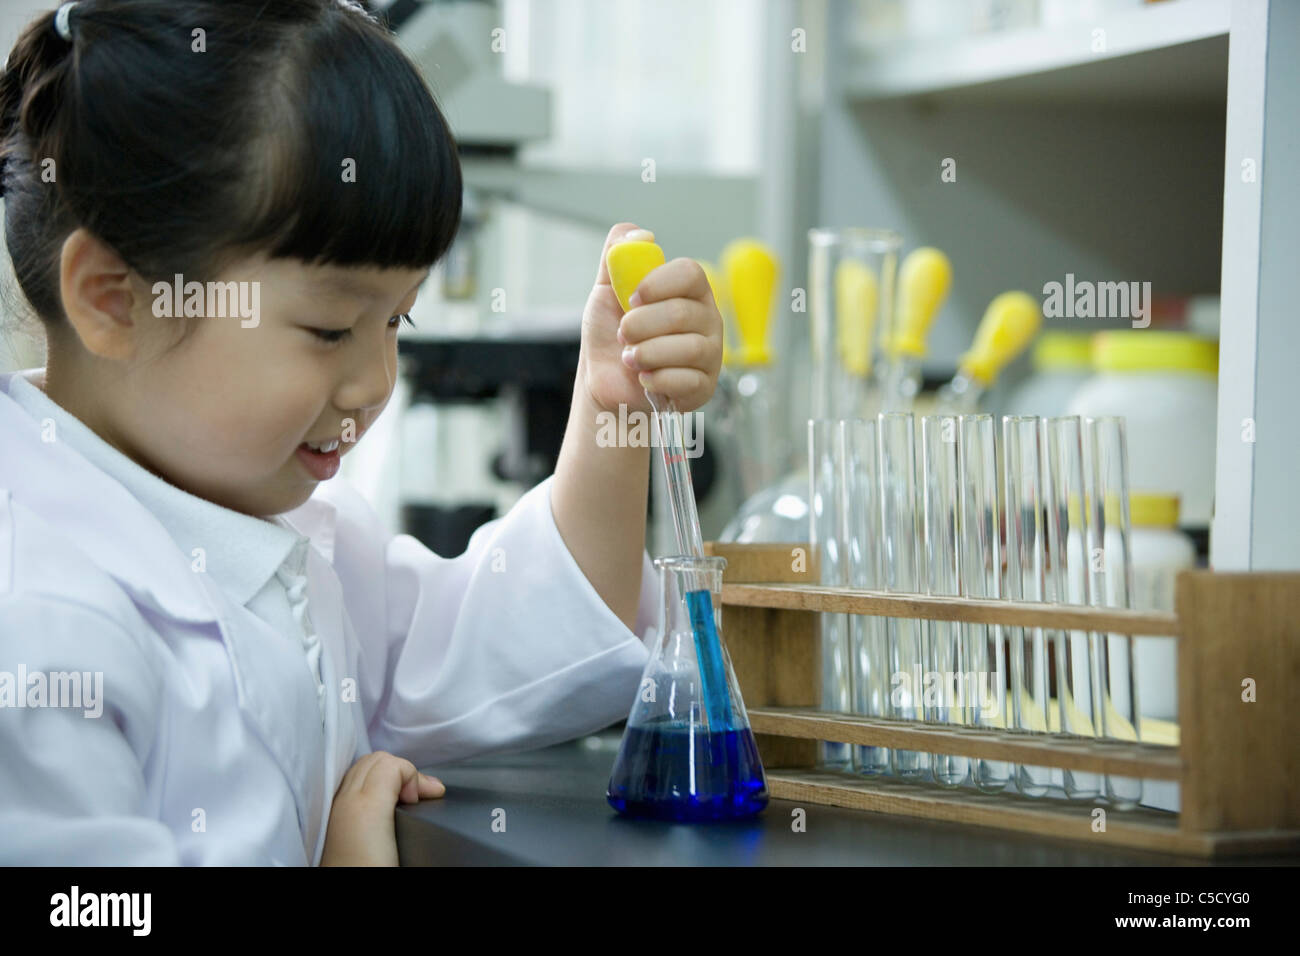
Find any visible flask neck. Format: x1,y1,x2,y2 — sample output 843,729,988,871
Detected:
656,558,725,639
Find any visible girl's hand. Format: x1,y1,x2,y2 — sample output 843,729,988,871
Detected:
320,750,445,867
580,223,723,416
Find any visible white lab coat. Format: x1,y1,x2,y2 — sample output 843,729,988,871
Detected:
0,370,658,865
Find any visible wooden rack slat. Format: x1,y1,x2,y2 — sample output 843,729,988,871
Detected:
762,770,1233,857
748,707,1183,779
722,583,1181,635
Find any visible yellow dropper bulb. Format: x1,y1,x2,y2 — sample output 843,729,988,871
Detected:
891,247,952,359
959,291,1043,387
835,258,878,377
721,238,779,366
697,259,734,367
607,238,666,313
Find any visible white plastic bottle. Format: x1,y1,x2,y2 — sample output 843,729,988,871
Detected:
1004,332,1093,417
1129,492,1195,813
1066,331,1218,527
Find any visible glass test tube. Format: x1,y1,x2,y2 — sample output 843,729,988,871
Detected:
809,418,851,769
921,415,969,787
1084,416,1143,808
1002,416,1052,797
840,417,890,774
1042,416,1100,800
959,415,1010,792
807,228,902,423
877,412,928,780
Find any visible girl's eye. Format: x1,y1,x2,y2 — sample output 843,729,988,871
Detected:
390,312,416,330
310,327,352,344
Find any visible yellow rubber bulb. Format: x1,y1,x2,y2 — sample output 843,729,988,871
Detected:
959,291,1043,387
835,259,878,377
696,259,734,367
606,238,666,312
891,247,952,359
721,238,779,366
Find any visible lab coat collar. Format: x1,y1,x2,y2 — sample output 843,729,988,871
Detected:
0,369,323,623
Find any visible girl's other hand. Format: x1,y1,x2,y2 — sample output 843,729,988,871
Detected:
320,750,445,866
580,223,723,416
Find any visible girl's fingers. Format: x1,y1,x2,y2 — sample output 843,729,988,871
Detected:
418,773,447,799
622,332,718,375
627,257,710,309
620,297,715,345
635,366,713,403
343,750,424,803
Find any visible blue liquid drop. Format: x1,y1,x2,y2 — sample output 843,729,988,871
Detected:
607,721,768,822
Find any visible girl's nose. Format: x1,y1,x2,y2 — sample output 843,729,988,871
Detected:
335,336,396,414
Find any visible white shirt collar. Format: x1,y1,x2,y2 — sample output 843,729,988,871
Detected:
7,369,303,607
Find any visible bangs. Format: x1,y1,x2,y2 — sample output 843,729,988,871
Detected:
241,9,462,271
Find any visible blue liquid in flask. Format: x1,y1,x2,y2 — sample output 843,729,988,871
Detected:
609,555,767,822
606,719,768,822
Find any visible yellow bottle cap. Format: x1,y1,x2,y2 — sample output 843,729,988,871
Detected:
1092,331,1218,375
1130,492,1180,528
1032,332,1093,372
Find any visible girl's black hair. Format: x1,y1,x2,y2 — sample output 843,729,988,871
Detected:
0,0,463,326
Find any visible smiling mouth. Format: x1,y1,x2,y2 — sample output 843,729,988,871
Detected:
304,438,341,453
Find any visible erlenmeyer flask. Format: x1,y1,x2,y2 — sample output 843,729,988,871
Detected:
607,555,769,821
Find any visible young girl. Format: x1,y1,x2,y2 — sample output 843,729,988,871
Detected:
0,1,721,865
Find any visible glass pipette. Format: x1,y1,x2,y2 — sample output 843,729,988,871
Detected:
608,235,735,729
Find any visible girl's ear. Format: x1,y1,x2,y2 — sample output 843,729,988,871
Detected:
57,228,143,361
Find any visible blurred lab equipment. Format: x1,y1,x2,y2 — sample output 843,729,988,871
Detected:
958,414,1010,793
720,228,898,544
935,291,1042,413
809,228,902,421
881,247,951,412
877,411,928,780
606,555,769,821
1041,415,1099,800
840,417,891,775
721,238,784,501
1083,416,1143,810
1001,415,1053,797
1129,493,1194,724
1066,331,1218,527
1004,332,1094,417
396,334,579,556
920,414,968,787
809,419,852,768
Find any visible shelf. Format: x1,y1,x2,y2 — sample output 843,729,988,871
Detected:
842,0,1229,107
720,582,1182,636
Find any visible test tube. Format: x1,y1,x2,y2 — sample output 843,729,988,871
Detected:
921,415,968,787
807,228,901,423
1002,416,1052,797
1042,416,1100,800
958,414,1010,793
839,418,890,774
877,412,928,780
809,418,852,769
1084,416,1143,809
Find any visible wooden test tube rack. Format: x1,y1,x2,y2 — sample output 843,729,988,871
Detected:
703,541,1300,859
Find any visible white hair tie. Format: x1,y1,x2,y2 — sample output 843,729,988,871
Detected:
54,2,78,43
